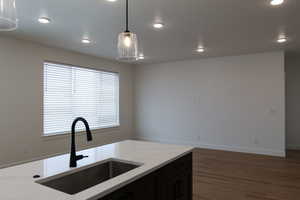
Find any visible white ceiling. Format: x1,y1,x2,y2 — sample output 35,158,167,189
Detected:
1,0,299,63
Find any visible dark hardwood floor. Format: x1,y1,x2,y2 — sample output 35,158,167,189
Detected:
193,149,300,200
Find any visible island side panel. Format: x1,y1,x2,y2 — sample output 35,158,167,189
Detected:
99,153,193,200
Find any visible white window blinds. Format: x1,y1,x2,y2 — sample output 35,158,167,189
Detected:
43,62,119,136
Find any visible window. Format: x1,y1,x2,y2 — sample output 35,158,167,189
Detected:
43,62,119,136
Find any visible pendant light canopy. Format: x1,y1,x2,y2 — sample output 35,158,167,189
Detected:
118,0,138,61
0,0,17,31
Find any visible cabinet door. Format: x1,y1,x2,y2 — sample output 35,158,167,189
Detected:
165,172,192,200
100,171,157,200
158,153,193,200
111,191,135,200
133,174,157,200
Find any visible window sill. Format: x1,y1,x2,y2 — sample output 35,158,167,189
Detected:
41,125,120,140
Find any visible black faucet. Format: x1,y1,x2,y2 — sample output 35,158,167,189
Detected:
69,117,93,168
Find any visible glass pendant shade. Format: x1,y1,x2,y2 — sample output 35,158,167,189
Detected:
0,0,17,31
118,31,138,61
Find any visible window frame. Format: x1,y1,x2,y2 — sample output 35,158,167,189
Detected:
42,60,120,137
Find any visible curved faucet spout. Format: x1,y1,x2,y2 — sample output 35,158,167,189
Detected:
70,117,93,168
71,117,92,141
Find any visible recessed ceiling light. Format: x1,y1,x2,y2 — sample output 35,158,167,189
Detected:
106,0,117,2
81,38,91,44
270,0,284,6
138,54,145,60
277,36,287,43
196,47,205,53
153,23,164,29
38,17,51,24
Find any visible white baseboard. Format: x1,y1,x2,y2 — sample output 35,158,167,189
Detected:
136,137,286,157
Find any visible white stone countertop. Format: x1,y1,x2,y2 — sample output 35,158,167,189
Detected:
0,140,193,200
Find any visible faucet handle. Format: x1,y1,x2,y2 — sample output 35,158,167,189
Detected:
75,155,89,161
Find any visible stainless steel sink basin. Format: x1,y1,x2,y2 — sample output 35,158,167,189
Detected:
37,159,141,195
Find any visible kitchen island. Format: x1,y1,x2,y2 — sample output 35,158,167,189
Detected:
0,140,193,200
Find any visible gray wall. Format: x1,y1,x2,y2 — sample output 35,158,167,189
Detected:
286,53,300,149
134,52,285,156
0,35,289,168
0,36,134,167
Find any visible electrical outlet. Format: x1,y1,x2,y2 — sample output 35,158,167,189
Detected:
269,108,277,115
253,137,259,145
197,135,201,141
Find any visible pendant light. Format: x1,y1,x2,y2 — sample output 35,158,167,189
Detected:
118,0,138,61
0,0,18,31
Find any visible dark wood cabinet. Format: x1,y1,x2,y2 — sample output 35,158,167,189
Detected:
99,153,192,200
157,153,192,200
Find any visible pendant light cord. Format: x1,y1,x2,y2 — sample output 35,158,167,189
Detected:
126,0,129,32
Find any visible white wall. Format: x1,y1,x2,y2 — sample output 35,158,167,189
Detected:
134,52,285,157
286,53,300,149
0,36,134,167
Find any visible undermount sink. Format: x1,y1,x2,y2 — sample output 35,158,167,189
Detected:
37,159,141,195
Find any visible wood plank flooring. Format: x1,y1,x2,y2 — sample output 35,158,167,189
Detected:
193,149,300,200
